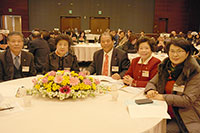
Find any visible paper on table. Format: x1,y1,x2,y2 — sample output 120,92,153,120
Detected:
127,100,171,119
0,97,24,117
0,85,19,97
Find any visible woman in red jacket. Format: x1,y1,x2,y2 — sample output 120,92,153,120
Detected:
123,36,161,87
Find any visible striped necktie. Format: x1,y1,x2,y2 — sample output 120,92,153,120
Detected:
14,56,20,69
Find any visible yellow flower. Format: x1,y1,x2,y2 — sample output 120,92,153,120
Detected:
52,83,60,91
79,83,85,90
92,83,96,90
74,73,79,77
85,85,91,90
70,71,77,77
43,83,48,88
47,88,52,92
44,81,53,89
61,76,70,86
48,76,54,81
89,77,94,82
71,85,79,90
35,84,40,90
44,73,49,77
78,76,84,80
57,70,64,75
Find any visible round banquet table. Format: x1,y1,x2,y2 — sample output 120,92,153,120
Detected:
0,76,166,133
71,43,101,62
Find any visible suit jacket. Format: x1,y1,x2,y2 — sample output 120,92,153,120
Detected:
0,49,36,82
87,48,130,78
29,38,50,74
49,52,80,73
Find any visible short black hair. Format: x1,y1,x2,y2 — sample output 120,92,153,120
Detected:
136,36,155,52
99,32,115,42
166,38,192,55
55,34,73,50
32,31,41,38
7,32,24,41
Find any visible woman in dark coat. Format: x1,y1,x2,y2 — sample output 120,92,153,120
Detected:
145,38,200,133
49,34,80,73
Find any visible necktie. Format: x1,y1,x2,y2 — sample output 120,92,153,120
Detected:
14,56,20,69
102,54,109,76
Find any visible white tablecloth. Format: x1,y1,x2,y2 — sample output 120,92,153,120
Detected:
72,43,101,61
0,76,167,133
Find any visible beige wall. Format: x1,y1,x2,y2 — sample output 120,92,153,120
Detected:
29,0,154,33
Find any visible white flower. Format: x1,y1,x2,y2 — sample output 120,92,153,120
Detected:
56,71,62,76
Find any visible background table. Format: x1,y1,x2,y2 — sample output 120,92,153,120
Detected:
72,43,101,61
0,77,166,133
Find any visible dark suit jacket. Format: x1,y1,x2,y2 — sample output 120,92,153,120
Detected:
87,48,130,78
29,38,50,74
0,49,36,82
49,52,80,73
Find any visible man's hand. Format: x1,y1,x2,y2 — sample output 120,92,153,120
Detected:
111,73,121,80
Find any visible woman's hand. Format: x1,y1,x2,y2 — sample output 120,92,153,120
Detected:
123,75,134,86
146,90,165,101
146,90,158,98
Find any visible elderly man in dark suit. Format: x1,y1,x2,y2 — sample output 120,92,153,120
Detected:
0,32,36,82
29,30,50,74
84,32,130,80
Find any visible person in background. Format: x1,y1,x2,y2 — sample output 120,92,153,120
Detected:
110,30,119,47
127,30,132,38
71,32,78,44
145,38,200,133
41,30,56,52
155,36,166,53
0,32,36,82
49,34,79,73
140,31,145,37
117,31,128,47
78,31,87,43
29,30,50,74
0,33,8,50
170,30,177,38
83,32,130,80
118,33,139,53
123,36,161,87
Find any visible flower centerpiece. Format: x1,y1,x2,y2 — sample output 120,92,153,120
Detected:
29,70,107,100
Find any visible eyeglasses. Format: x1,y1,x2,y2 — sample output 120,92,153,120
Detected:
169,50,185,55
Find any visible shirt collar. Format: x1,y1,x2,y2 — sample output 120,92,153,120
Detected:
10,51,21,60
138,55,153,64
103,48,113,57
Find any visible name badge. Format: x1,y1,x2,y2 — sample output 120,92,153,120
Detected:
112,66,119,72
173,84,185,93
142,70,149,77
64,67,71,71
22,66,29,72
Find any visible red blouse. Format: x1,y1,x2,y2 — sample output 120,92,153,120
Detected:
125,56,161,87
